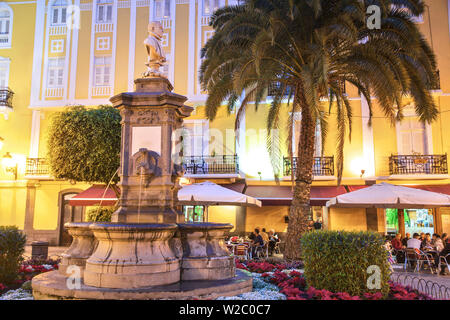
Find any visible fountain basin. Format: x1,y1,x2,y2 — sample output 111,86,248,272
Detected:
83,223,180,289
59,222,97,276
32,269,252,300
178,223,235,281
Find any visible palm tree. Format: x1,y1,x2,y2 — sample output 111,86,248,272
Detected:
200,0,439,260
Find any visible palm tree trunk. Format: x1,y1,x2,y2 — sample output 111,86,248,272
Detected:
284,87,316,261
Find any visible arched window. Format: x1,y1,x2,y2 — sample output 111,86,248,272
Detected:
51,0,68,25
0,5,12,47
203,0,219,16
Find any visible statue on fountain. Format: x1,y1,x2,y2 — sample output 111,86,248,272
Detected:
143,21,166,78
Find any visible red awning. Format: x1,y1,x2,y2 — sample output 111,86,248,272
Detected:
245,185,347,206
347,185,369,192
69,185,118,206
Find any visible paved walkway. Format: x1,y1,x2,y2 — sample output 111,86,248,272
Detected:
23,246,69,260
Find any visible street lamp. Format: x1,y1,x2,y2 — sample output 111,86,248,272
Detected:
2,152,17,180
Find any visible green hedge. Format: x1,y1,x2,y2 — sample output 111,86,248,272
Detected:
86,207,114,222
0,226,27,284
300,230,390,297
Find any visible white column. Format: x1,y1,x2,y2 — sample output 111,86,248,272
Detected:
68,0,81,101
361,95,375,177
187,0,195,97
29,110,41,158
29,0,46,106
127,0,137,91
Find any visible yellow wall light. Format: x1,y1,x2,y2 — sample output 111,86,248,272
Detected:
0,137,4,150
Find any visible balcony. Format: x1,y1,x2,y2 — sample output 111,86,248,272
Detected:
0,87,14,113
283,156,335,178
389,154,448,176
427,70,440,91
182,155,239,177
25,158,51,179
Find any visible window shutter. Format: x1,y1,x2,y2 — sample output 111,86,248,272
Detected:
98,6,104,22
106,5,112,21
155,1,162,18
164,0,170,17
61,8,66,23
204,0,210,14
48,69,55,86
53,8,59,24
57,68,64,86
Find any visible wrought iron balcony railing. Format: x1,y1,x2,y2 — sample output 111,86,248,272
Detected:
427,70,441,90
0,87,14,111
389,154,448,175
182,155,239,175
283,156,335,177
25,158,50,176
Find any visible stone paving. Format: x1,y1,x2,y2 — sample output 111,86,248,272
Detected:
23,246,68,260
392,264,450,288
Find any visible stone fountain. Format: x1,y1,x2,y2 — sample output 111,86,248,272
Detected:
31,22,252,300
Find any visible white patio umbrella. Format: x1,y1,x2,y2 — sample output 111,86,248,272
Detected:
326,182,450,209
178,181,262,207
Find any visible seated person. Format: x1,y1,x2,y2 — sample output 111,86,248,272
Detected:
251,228,264,257
260,228,269,243
268,229,279,256
421,233,433,251
391,233,404,251
407,233,422,254
432,234,444,253
435,241,450,275
402,233,411,247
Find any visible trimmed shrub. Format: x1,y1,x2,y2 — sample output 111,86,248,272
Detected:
0,226,27,284
300,230,390,297
86,207,114,222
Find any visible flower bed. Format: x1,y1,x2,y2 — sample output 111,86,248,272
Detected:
230,259,433,301
0,258,59,296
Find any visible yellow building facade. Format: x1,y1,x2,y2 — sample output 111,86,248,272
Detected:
0,0,449,244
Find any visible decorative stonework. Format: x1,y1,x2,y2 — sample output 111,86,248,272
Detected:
109,77,193,224
178,223,235,281
84,223,180,289
59,222,97,276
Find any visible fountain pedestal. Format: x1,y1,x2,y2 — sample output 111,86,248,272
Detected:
32,76,252,299
58,223,96,276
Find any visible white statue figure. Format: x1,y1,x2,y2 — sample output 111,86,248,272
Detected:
143,21,167,78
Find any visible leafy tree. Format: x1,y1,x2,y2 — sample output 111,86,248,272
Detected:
200,0,439,259
47,105,121,195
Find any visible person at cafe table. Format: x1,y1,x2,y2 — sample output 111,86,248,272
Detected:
251,228,264,257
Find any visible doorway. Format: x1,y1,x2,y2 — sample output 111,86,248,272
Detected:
59,192,84,246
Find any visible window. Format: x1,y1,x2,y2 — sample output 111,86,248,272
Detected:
154,0,170,19
0,6,12,47
397,108,428,155
0,57,10,88
94,56,112,86
51,0,67,25
96,0,113,23
204,30,214,44
183,205,205,223
50,39,64,53
96,37,110,50
182,120,209,157
47,58,65,87
293,117,322,157
203,0,219,16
